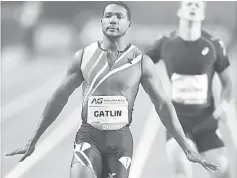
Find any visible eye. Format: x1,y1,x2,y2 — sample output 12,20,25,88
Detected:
104,14,112,18
187,2,192,6
117,15,123,19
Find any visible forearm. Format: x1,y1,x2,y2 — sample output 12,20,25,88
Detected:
220,81,232,103
156,101,191,152
214,81,233,121
31,90,69,144
28,52,83,145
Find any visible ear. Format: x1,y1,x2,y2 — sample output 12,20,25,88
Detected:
126,21,131,32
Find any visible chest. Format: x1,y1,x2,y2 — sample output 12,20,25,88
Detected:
162,39,217,74
82,53,142,93
103,64,141,91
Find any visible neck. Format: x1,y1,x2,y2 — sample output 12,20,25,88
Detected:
178,19,201,41
101,35,127,52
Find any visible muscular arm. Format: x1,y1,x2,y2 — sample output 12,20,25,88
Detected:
141,54,191,152
30,50,84,145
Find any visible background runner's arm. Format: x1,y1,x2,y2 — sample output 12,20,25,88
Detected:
215,40,237,149
192,68,232,134
30,50,84,145
141,54,191,152
192,39,232,134
217,68,232,103
214,39,232,104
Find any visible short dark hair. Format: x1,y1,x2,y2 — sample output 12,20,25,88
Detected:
102,1,131,21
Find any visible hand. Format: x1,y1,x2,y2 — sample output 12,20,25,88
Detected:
5,141,36,162
213,101,229,121
185,149,219,171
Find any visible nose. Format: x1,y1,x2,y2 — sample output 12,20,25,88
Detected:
109,16,118,24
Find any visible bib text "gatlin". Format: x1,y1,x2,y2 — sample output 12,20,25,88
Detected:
94,110,122,117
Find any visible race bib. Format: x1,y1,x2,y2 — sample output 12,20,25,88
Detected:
87,96,129,130
171,73,208,105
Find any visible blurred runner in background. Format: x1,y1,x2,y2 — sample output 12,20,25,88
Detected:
146,1,234,178
20,1,42,59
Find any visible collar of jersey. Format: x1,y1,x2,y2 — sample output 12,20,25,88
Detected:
97,41,132,53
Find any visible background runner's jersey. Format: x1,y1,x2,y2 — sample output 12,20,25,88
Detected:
146,30,230,116
78,41,143,124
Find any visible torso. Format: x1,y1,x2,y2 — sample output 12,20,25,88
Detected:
159,31,219,116
79,42,142,130
146,30,229,130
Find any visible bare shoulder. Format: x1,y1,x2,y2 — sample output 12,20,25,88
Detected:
142,54,156,65
67,49,84,75
74,49,84,63
141,54,157,76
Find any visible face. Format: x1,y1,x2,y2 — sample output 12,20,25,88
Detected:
101,4,131,39
177,1,206,21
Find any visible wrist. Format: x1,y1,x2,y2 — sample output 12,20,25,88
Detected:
30,137,38,146
184,149,192,156
181,139,192,154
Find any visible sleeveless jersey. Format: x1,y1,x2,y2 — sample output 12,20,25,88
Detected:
78,41,143,127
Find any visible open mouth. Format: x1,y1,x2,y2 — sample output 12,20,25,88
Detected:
190,12,196,16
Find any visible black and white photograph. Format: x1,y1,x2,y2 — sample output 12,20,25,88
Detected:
1,1,237,178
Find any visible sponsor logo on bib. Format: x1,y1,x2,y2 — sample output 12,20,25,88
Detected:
171,73,208,105
87,96,129,130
